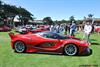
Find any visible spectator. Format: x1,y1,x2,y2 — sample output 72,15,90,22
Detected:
70,21,77,36
83,22,92,43
59,24,65,34
65,24,68,34
50,25,54,32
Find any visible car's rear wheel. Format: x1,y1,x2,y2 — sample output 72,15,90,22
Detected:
64,44,78,56
14,41,26,53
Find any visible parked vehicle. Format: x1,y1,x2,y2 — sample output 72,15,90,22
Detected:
9,31,92,56
94,26,100,33
93,21,100,33
0,26,11,32
15,26,27,33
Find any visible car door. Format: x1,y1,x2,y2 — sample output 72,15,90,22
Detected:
35,33,62,50
30,33,63,51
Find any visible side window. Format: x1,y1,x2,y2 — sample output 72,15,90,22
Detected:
46,34,58,39
42,33,53,39
42,34,48,38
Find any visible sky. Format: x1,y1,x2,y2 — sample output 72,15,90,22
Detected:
2,0,100,20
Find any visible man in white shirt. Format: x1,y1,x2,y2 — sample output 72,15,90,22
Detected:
83,22,92,42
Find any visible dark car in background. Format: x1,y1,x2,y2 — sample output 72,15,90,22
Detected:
0,25,11,32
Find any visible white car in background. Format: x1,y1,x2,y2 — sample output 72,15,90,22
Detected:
15,26,27,33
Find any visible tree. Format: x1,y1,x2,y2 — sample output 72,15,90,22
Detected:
88,14,95,24
0,0,35,26
61,19,67,23
76,20,82,24
0,0,2,8
69,15,75,22
0,0,2,4
17,7,34,25
43,17,53,25
0,0,4,20
88,14,94,18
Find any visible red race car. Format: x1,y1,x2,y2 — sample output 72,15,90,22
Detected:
94,26,100,33
9,32,92,56
31,28,48,33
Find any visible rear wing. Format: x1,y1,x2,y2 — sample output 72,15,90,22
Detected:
8,32,16,39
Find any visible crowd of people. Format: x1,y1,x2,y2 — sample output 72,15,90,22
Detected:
49,21,93,43
49,21,77,36
50,24,65,34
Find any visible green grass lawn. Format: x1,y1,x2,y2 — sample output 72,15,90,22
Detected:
0,32,100,67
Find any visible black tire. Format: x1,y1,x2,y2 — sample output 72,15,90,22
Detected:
64,44,78,56
14,41,26,53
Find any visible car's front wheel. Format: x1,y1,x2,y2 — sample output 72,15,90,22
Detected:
14,41,26,53
64,44,78,56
